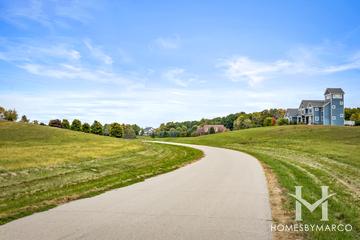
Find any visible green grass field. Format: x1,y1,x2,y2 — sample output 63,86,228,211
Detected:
0,121,203,225
161,125,360,240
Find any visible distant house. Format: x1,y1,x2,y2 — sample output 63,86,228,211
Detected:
142,127,155,136
196,125,227,135
0,112,5,121
285,88,345,126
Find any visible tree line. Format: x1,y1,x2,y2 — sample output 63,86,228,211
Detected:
48,119,140,139
0,106,140,139
153,107,360,138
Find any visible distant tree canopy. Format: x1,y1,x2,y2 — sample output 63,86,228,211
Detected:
20,115,29,123
71,119,82,131
4,109,18,121
109,123,123,138
49,119,62,128
153,108,287,138
345,108,360,120
82,123,90,133
123,125,136,139
91,120,103,135
62,119,70,129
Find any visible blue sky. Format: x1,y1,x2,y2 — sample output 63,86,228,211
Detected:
0,0,359,126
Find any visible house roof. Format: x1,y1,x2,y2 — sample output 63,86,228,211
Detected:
285,108,300,117
299,100,325,108
324,88,344,95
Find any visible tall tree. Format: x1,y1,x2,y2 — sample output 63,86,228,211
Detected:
82,123,90,133
91,120,103,135
20,115,29,123
71,119,82,131
49,119,62,128
4,109,18,121
110,123,123,138
62,119,70,129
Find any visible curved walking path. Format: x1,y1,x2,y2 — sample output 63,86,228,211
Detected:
0,142,272,240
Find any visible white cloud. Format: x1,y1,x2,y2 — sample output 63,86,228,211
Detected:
219,50,360,86
162,68,198,87
84,39,113,65
19,63,135,86
153,35,181,49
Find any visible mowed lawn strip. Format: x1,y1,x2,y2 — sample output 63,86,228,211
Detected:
0,122,203,225
160,125,360,240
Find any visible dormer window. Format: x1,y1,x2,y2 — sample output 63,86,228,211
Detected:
333,94,342,99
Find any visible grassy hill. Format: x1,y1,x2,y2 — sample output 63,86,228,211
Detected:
0,122,203,225
162,125,360,240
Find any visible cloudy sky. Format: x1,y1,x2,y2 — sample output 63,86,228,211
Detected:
0,0,360,127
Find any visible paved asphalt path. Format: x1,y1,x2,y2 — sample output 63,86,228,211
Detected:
0,142,272,240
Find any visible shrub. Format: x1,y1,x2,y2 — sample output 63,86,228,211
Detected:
62,119,70,129
234,115,253,129
123,125,136,139
48,119,62,128
20,115,29,123
82,123,90,133
263,117,273,126
91,120,103,135
276,118,289,126
109,123,123,138
32,120,39,125
4,109,18,121
71,119,82,131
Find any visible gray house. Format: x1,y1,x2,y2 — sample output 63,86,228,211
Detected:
285,88,345,126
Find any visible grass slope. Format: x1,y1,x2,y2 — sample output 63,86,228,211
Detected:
161,125,360,240
0,122,203,225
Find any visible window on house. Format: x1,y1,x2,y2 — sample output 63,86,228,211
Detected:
333,94,342,99
340,101,343,105
340,114,344,118
332,116,336,120
315,107,319,111
332,105,336,109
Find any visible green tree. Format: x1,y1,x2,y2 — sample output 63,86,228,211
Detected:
263,117,273,126
20,115,29,123
62,119,70,129
82,123,90,133
4,109,18,121
32,120,39,125
123,125,136,139
276,118,289,126
131,124,141,135
350,113,360,121
233,115,253,129
109,123,123,138
71,119,82,131
91,120,103,135
49,119,62,128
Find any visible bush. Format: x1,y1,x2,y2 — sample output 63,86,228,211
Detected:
48,119,62,128
234,115,253,129
263,117,273,126
355,120,360,126
71,119,82,131
276,118,289,126
82,123,90,133
20,115,29,123
109,123,123,138
62,119,70,129
91,120,103,135
123,125,136,139
4,109,18,121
